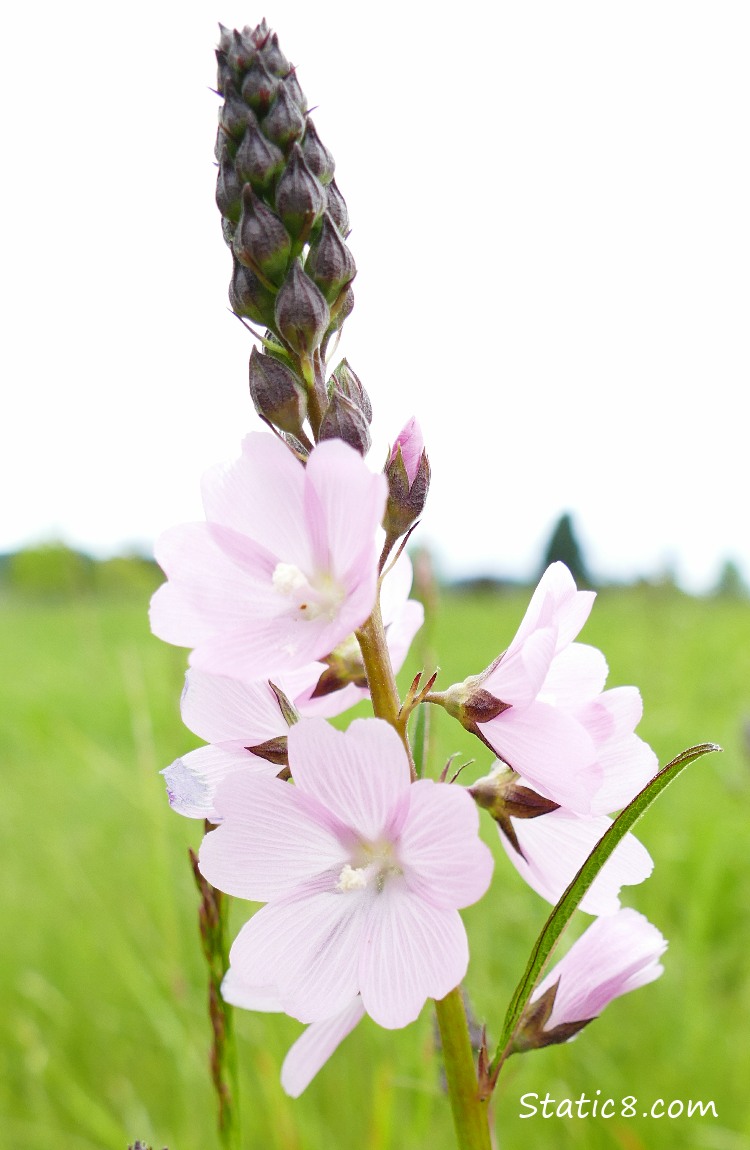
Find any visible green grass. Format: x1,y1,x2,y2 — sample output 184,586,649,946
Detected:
1,583,749,1149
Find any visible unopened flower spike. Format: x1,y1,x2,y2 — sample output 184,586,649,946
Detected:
215,21,356,441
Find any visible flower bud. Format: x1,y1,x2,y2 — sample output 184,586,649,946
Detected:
234,114,285,191
329,359,372,424
325,285,355,341
226,26,258,75
229,259,276,326
512,910,667,1053
282,69,308,114
248,346,308,435
218,76,251,141
261,83,306,149
319,388,371,455
275,144,327,241
383,418,431,540
305,212,357,302
215,148,243,223
240,53,279,114
274,260,330,354
301,119,335,184
234,185,291,286
325,178,350,236
259,31,289,78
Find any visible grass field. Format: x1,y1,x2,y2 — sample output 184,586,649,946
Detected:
1,580,749,1150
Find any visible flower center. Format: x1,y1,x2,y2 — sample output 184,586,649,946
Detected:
335,841,403,895
272,562,346,623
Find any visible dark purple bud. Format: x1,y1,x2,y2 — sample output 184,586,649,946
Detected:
329,359,372,424
215,149,243,223
241,54,279,115
227,27,256,75
383,418,431,539
260,32,289,77
305,212,356,302
282,68,308,114
229,259,276,326
234,185,291,286
275,144,327,241
325,178,350,236
219,76,251,141
274,261,330,354
235,116,285,191
301,119,335,184
319,388,371,455
248,18,270,49
248,346,307,435
261,84,306,149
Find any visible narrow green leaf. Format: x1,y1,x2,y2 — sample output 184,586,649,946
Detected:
492,742,721,1071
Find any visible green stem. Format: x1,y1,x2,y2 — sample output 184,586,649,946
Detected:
356,603,491,1149
435,988,493,1150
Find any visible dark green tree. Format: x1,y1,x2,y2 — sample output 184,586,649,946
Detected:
539,512,591,587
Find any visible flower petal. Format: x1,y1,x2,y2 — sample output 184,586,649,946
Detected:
399,780,494,910
162,746,275,820
288,718,411,843
502,805,653,915
483,627,557,707
229,883,369,1022
303,439,386,582
480,701,600,815
281,998,366,1097
540,644,609,708
358,883,469,1028
201,432,312,571
199,774,347,902
180,669,288,747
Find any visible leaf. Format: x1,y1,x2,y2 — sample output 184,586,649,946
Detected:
491,742,721,1073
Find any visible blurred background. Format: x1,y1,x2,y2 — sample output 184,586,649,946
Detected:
1,1,749,1148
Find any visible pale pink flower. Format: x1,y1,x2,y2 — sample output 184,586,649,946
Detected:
150,433,386,681
529,909,666,1036
445,563,651,816
162,553,424,817
487,683,657,913
199,717,494,1029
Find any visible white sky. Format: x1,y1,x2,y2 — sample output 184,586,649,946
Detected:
2,1,748,591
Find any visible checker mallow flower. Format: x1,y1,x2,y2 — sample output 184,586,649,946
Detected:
199,717,494,1029
161,552,425,819
514,909,667,1051
438,562,617,815
150,432,386,681
470,685,657,914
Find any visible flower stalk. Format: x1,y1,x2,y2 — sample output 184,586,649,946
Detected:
189,846,241,1150
356,599,491,1148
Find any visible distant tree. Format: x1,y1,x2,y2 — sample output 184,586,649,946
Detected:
540,512,591,587
6,542,94,596
714,558,748,599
